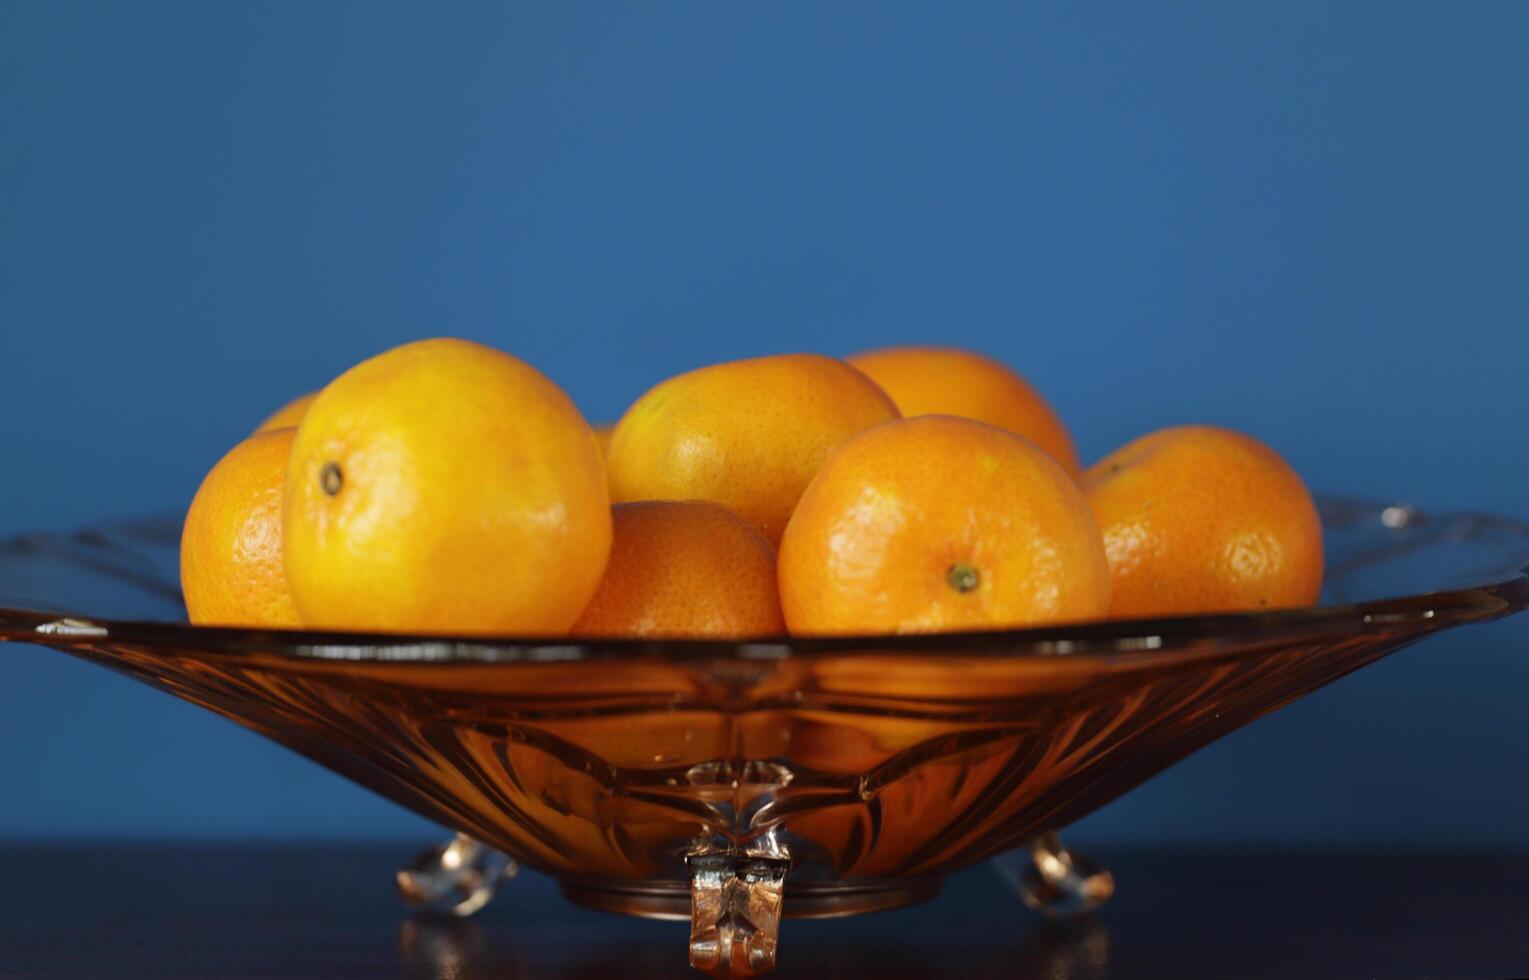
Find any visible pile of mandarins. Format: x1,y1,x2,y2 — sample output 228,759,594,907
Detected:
180,339,1323,637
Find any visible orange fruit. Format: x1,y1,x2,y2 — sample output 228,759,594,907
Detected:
778,415,1110,634
283,338,611,634
847,346,1080,473
1082,425,1323,617
607,354,898,544
571,500,785,638
592,424,613,460
255,391,318,433
180,428,302,627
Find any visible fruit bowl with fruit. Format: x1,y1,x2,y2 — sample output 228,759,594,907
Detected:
3,341,1527,978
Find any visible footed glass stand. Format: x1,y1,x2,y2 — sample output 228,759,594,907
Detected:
398,830,1110,977
4,495,1529,978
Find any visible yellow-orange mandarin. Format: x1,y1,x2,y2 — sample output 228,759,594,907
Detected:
606,354,898,544
283,338,611,634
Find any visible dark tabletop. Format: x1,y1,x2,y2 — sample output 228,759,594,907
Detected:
4,843,1527,979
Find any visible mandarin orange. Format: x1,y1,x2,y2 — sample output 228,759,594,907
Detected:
254,391,318,433
1082,425,1323,617
180,428,302,627
571,500,784,638
592,424,613,461
606,354,898,544
778,415,1110,634
283,338,611,634
848,346,1079,473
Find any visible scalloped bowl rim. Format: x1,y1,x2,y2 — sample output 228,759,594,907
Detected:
3,494,1528,667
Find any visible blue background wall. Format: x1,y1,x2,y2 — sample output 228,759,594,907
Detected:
2,2,1527,846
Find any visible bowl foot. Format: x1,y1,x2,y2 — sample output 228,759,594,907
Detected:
993,831,1114,917
685,848,789,978
396,833,518,918
560,854,942,979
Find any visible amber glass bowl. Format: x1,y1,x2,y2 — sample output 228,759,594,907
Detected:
3,494,1528,977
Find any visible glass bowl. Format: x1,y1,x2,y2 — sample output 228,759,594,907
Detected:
3,494,1528,977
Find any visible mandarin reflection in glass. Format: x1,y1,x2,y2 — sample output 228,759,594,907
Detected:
3,495,1527,976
